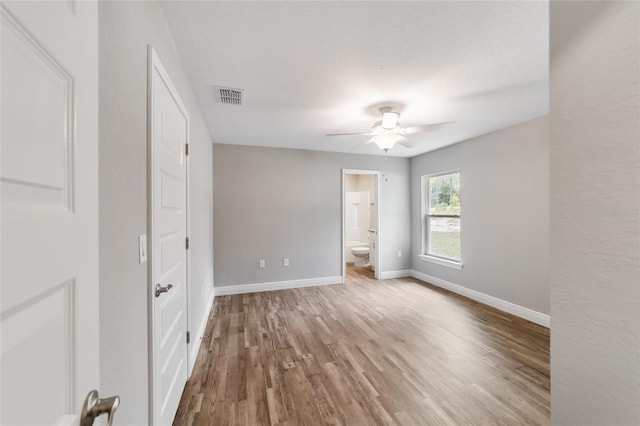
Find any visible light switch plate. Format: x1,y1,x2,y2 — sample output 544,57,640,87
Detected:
259,259,265,268
139,234,147,264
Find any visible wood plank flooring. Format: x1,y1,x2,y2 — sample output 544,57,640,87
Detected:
174,266,550,425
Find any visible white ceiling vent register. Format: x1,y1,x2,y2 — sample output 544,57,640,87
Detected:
214,86,244,105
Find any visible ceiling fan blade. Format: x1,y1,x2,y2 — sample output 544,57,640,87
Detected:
349,138,375,152
398,138,417,149
326,131,371,137
399,121,455,135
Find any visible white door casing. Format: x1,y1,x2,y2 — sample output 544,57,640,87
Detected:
1,1,99,425
148,46,190,426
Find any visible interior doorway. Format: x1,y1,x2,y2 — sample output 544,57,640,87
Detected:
342,169,381,282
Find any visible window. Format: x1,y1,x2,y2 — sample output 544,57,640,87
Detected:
422,170,461,267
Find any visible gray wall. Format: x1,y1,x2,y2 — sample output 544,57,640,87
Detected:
410,117,550,315
550,2,640,424
213,144,411,286
99,2,214,424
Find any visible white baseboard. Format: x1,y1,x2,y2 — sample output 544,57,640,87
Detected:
188,287,215,375
410,270,550,328
379,270,413,279
215,276,343,296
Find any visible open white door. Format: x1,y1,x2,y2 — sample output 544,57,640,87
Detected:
1,2,117,426
148,47,190,426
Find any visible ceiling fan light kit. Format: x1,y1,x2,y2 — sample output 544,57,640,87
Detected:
373,133,403,153
327,106,454,153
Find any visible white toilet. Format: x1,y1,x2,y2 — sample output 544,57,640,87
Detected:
351,246,370,266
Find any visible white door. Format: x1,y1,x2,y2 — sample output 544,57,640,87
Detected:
149,47,189,426
1,1,108,426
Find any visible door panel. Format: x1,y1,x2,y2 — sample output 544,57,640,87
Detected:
1,1,99,425
1,9,72,212
149,47,189,426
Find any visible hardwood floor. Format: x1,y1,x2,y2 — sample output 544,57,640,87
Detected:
174,266,550,425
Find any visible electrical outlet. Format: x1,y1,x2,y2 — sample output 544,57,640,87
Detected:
397,250,402,258
259,259,266,268
283,258,290,267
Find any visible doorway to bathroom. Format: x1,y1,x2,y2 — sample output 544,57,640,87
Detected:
342,169,381,282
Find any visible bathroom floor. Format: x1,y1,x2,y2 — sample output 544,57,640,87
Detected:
174,264,549,425
346,262,374,281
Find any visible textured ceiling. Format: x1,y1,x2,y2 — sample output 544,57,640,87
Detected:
161,1,548,157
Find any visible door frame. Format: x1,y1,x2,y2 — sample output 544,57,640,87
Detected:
341,169,381,282
146,45,191,425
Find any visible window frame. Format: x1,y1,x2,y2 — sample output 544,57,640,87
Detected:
420,169,463,270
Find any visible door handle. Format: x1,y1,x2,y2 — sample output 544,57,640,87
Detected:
80,390,120,426
155,283,174,297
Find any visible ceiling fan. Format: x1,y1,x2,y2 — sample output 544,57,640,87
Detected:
326,107,454,153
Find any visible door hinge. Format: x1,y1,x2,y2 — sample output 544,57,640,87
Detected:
185,143,189,156
186,331,191,344
186,237,190,250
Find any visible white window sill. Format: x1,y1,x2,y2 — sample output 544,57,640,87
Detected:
419,255,463,270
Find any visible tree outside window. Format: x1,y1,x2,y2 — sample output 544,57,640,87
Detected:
425,171,460,261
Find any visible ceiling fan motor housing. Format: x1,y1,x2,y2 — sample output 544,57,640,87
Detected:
380,107,400,129
372,121,400,135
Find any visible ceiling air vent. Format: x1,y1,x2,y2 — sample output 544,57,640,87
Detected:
214,86,244,105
